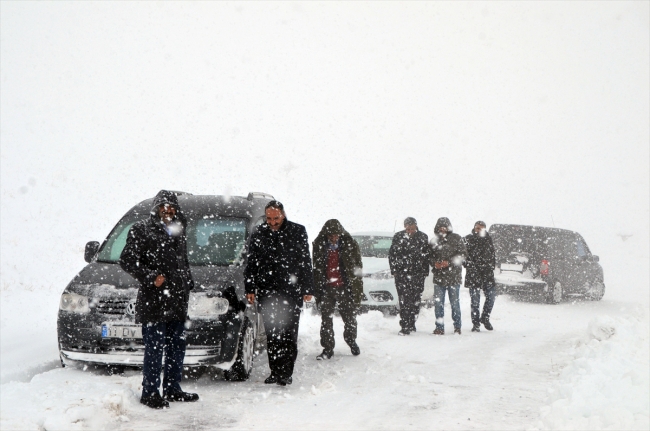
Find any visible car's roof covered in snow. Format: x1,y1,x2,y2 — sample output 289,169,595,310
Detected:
127,194,271,219
489,224,575,237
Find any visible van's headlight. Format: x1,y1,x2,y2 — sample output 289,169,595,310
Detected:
59,292,90,314
188,293,229,319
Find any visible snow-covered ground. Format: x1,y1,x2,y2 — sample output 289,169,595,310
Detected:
2,281,648,430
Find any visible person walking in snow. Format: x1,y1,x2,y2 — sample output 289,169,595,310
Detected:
463,221,497,332
430,217,467,335
312,219,363,360
120,190,198,409
388,217,431,336
244,201,314,386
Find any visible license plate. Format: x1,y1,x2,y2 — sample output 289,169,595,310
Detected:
102,324,142,339
500,263,523,272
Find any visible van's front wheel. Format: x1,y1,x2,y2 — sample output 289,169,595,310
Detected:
224,319,254,381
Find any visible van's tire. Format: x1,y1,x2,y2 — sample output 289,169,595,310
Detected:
546,281,563,304
587,280,606,301
224,319,254,381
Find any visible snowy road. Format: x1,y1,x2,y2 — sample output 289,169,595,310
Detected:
2,289,646,430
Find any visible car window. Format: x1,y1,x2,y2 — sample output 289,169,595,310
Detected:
353,236,391,258
186,218,248,266
491,228,551,261
96,213,148,263
576,238,588,257
96,212,249,266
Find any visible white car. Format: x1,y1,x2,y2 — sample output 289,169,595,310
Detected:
352,232,434,315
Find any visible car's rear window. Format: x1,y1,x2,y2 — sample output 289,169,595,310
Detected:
97,213,249,266
353,236,391,258
490,225,579,261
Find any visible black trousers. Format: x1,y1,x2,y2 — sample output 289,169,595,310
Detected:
318,286,357,352
395,275,425,331
141,320,185,398
259,293,302,380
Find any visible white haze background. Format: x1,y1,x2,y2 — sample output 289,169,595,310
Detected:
2,2,648,298
1,3,649,429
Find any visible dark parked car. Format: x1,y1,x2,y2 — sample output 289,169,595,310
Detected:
490,224,605,303
57,191,274,380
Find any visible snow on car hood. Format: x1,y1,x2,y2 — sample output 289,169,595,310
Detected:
362,257,390,275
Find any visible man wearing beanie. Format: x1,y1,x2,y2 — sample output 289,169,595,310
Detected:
389,217,431,335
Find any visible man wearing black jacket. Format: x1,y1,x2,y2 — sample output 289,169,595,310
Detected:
430,217,467,335
244,201,314,386
120,190,198,409
464,221,497,332
389,217,430,336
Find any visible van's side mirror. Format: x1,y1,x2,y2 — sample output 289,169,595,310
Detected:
85,241,100,263
592,255,599,262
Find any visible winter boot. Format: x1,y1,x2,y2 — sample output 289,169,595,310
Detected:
316,350,333,360
471,324,481,332
264,374,278,384
432,328,444,335
454,327,462,335
277,376,292,386
140,392,169,409
164,391,199,402
398,329,411,336
481,317,493,331
349,342,361,356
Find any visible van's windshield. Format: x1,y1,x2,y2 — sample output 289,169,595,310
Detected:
96,213,249,266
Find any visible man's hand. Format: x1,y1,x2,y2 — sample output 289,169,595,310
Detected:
434,261,450,270
154,275,165,287
246,293,255,304
303,295,313,302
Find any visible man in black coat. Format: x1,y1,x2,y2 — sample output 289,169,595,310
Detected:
120,190,198,409
389,217,430,336
463,221,497,332
244,201,314,386
430,217,467,335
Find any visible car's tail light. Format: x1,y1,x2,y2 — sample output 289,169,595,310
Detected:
540,260,550,276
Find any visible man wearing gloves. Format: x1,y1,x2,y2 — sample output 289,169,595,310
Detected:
120,190,198,409
312,219,363,360
389,217,431,336
430,217,467,335
464,221,497,332
244,201,314,386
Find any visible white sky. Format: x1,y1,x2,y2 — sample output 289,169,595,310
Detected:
1,1,648,287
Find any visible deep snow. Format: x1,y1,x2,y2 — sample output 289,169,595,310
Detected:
1,284,648,430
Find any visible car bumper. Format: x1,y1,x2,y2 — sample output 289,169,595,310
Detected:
60,345,222,367
495,275,548,293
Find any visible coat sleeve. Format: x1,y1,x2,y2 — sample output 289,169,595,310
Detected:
119,223,158,287
388,234,401,275
451,235,468,267
297,226,315,297
488,236,496,268
418,234,431,277
244,231,262,295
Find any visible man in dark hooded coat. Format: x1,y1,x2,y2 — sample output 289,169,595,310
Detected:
430,217,467,335
312,219,363,359
389,217,430,335
120,190,198,409
463,221,497,332
244,201,314,386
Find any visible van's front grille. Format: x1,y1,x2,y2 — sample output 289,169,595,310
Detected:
96,299,129,315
